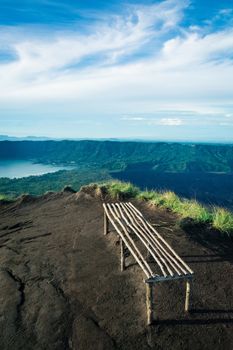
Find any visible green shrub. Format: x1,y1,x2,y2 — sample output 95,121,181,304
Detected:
178,200,212,223
106,181,139,200
0,194,11,201
147,192,164,206
136,190,159,201
212,208,233,236
160,191,182,212
148,192,211,223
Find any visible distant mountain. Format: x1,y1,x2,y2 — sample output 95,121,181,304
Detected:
0,135,51,141
0,140,233,173
1,135,232,143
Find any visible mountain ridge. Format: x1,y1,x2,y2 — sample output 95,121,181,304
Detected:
0,140,233,173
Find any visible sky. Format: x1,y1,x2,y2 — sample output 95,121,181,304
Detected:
0,0,233,141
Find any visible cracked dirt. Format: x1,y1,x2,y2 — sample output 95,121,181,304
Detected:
0,189,233,350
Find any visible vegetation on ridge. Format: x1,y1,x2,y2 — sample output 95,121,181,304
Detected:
0,168,111,198
94,181,233,237
1,176,233,237
0,194,11,201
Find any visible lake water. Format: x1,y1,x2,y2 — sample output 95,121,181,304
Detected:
0,160,75,179
111,170,233,210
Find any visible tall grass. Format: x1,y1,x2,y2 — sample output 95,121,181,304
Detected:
0,194,12,202
96,181,233,237
0,194,8,200
105,181,140,200
212,208,233,236
178,200,212,223
138,190,211,223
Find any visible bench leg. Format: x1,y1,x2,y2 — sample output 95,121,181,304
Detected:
146,283,154,325
104,212,108,235
185,280,191,312
120,238,125,271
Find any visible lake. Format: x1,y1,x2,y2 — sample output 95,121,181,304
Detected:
111,170,233,210
0,160,76,179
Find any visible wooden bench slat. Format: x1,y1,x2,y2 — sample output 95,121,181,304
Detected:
115,203,168,277
103,201,194,324
109,203,154,277
119,202,183,276
121,202,187,276
104,203,153,278
103,202,194,279
127,202,194,275
103,202,193,325
117,203,174,276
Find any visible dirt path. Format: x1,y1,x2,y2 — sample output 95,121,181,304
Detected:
0,189,233,349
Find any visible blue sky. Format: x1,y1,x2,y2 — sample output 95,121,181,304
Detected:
0,0,233,141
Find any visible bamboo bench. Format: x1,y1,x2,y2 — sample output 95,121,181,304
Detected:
103,202,194,325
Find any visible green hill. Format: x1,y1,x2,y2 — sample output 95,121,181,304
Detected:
0,140,233,173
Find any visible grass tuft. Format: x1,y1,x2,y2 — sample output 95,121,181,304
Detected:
160,191,182,212
212,208,233,236
0,194,11,201
105,181,139,200
97,180,233,237
136,190,156,201
179,200,212,223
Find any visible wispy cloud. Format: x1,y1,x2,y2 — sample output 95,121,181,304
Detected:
0,0,189,99
0,0,233,139
121,115,146,121
157,118,183,126
121,115,184,125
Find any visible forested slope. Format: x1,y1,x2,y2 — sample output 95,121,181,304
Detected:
0,140,233,172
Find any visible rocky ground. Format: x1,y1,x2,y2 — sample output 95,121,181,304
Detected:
0,187,233,350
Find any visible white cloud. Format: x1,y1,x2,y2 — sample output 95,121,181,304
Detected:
121,115,184,126
0,0,232,128
157,118,183,126
121,115,146,121
219,9,233,16
0,1,188,98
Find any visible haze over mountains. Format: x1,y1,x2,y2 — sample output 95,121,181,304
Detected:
1,135,233,143
0,135,52,141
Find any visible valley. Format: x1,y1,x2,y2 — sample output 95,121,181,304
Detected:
0,140,233,209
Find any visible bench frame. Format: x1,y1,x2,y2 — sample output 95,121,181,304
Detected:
103,202,194,325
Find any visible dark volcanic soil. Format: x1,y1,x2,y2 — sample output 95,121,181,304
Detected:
0,188,233,350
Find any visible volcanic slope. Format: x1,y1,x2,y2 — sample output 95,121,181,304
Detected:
0,188,233,350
